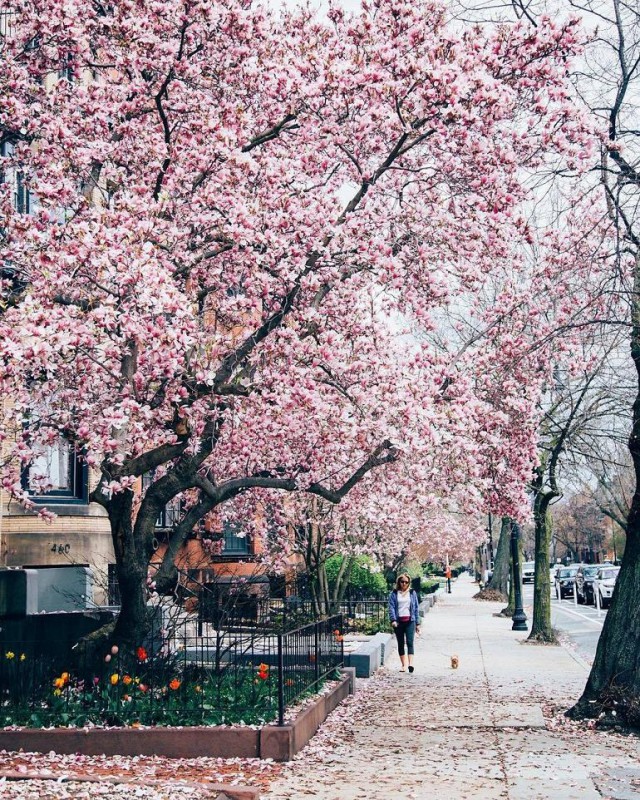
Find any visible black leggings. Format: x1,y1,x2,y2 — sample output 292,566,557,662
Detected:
394,620,416,656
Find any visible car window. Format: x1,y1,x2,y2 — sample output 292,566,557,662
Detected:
584,566,599,577
598,568,619,580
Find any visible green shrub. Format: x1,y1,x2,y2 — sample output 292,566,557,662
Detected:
325,554,387,597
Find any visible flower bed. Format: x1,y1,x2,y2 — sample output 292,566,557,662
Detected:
2,645,341,729
0,673,352,761
0,616,344,728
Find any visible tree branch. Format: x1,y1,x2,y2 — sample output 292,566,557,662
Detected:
307,440,399,503
242,113,299,152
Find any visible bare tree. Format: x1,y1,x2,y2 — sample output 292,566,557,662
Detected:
528,354,613,641
564,0,640,725
575,439,631,560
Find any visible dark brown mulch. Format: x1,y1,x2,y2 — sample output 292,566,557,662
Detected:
473,589,508,602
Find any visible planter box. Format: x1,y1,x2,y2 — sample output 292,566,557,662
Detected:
260,673,350,761
344,641,381,677
370,632,394,665
0,673,351,763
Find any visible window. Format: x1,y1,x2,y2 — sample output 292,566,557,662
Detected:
22,435,88,503
58,53,75,83
141,472,181,529
107,564,121,606
1,264,26,306
0,10,14,39
1,140,33,214
222,521,249,555
1,140,29,306
158,499,181,529
13,168,30,213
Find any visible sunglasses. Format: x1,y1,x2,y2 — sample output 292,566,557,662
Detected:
399,579,409,584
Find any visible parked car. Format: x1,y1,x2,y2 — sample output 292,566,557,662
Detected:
592,565,621,609
575,564,600,605
554,564,581,599
522,561,535,584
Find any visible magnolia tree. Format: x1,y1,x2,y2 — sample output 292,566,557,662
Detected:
255,462,488,614
0,0,596,644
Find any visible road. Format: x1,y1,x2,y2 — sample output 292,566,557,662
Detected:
522,583,606,665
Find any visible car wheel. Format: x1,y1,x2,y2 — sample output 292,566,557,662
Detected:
600,592,608,609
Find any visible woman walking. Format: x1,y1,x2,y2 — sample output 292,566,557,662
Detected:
388,573,420,672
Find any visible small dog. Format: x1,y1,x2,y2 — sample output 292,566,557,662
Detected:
450,655,459,669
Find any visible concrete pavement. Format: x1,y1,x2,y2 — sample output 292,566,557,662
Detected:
265,573,640,800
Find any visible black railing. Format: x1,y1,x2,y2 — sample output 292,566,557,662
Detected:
0,611,344,729
277,615,343,725
199,595,389,635
282,574,387,603
339,599,388,633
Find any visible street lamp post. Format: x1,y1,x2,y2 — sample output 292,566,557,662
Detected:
510,521,528,632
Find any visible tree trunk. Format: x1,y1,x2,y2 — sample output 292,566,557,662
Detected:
474,545,483,583
318,553,330,615
108,491,151,647
329,555,355,613
568,526,640,724
487,517,511,595
528,500,556,643
301,512,335,617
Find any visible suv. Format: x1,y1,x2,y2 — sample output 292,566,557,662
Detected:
592,566,620,609
555,565,581,599
575,564,600,605
522,561,535,584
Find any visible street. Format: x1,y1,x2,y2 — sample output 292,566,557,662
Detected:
523,583,606,664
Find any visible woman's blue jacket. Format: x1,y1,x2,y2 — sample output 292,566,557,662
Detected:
388,589,420,624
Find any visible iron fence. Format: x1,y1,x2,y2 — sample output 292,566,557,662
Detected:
0,566,394,729
339,599,388,633
276,615,344,724
0,610,344,729
196,592,390,635
282,575,387,603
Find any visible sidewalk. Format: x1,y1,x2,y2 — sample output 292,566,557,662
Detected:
265,574,640,800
